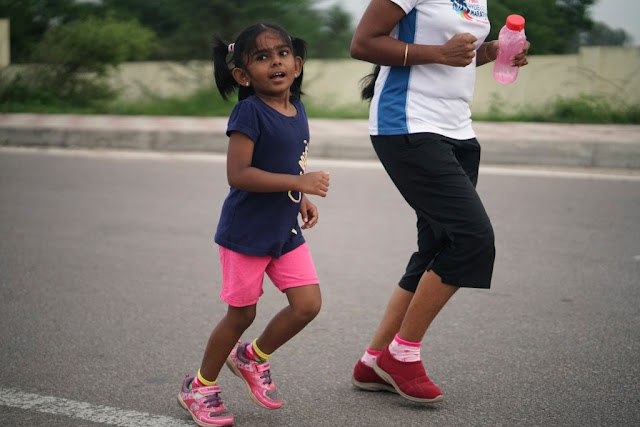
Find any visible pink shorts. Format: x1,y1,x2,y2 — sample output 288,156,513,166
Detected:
219,243,319,307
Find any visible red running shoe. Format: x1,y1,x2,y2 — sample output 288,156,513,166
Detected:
373,347,444,403
351,359,397,393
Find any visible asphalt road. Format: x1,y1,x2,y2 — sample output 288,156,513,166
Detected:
1,148,639,427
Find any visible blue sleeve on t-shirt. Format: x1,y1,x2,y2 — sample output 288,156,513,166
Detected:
226,100,261,142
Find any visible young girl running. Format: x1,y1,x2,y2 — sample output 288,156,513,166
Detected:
178,23,330,427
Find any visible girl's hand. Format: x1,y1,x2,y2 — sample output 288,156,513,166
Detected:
299,171,330,197
511,41,530,67
300,196,318,229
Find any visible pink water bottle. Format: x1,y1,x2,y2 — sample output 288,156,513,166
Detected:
493,14,526,84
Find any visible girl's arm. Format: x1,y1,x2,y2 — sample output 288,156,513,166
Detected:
350,0,477,67
300,195,319,229
226,131,330,197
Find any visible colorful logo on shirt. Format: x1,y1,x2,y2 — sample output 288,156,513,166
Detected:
288,139,308,203
450,0,489,23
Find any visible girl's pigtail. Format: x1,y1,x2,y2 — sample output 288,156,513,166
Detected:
360,65,380,101
290,37,307,100
212,37,238,100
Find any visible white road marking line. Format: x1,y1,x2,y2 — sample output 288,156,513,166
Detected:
0,388,191,427
2,146,640,181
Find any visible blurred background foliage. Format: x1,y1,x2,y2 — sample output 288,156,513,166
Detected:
0,0,637,122
1,0,633,64
1,0,354,62
486,0,633,53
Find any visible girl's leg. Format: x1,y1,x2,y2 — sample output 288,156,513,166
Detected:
225,288,318,411
256,284,321,354
199,304,256,382
180,305,254,425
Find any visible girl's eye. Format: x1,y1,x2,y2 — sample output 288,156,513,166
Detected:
256,54,267,60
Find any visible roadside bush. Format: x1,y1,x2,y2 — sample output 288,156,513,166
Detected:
548,94,640,124
0,16,155,109
475,94,640,124
33,16,154,74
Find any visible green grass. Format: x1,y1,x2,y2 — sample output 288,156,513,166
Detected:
473,94,640,124
1,84,638,124
0,85,371,118
105,87,236,117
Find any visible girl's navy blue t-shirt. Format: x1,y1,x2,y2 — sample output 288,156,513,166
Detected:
215,95,310,258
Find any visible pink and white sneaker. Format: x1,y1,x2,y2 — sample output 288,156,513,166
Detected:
178,376,234,426
225,341,283,409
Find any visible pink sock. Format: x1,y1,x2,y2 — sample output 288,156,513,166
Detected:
191,376,204,388
244,341,267,363
360,348,382,367
388,334,421,362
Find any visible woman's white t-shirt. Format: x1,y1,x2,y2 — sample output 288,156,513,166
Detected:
369,0,491,139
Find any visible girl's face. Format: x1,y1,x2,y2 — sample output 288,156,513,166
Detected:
233,31,302,100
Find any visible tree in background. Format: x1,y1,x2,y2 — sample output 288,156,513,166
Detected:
0,15,154,107
314,4,353,58
33,16,154,90
0,0,99,63
583,22,633,46
99,0,353,60
1,0,634,62
488,0,596,54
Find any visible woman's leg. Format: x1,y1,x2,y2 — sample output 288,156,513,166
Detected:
368,286,414,350
365,134,493,402
397,270,458,342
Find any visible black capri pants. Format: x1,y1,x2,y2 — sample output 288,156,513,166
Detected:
371,133,495,290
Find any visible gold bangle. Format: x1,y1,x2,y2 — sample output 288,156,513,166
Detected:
403,43,409,67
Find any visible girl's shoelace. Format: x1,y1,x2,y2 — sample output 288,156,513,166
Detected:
204,394,222,408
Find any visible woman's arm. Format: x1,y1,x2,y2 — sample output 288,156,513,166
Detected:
350,0,477,68
476,41,498,66
226,131,330,197
476,40,531,67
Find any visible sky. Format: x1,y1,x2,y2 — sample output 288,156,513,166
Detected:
318,0,640,45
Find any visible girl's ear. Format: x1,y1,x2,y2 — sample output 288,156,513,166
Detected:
232,68,251,87
294,56,303,77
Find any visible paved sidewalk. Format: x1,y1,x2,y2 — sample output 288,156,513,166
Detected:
0,113,639,168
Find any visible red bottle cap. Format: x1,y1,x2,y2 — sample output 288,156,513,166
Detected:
506,14,525,31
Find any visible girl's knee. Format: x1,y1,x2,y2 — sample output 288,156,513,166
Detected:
285,285,321,323
291,295,321,323
294,305,320,324
226,305,256,330
305,298,323,320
